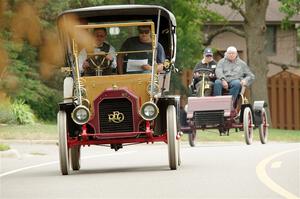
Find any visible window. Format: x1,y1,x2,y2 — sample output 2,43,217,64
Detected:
266,26,277,55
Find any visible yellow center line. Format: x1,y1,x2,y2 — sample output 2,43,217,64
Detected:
256,148,300,199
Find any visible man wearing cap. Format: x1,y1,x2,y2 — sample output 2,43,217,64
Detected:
213,46,255,103
192,48,217,96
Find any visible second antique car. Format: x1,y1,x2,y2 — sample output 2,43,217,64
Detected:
181,68,269,147
57,5,181,175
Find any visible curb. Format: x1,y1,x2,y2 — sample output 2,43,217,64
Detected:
0,149,21,158
0,139,57,145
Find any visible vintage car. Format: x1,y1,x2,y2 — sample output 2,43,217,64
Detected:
181,68,269,146
57,5,181,175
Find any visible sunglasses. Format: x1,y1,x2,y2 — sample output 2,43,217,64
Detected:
139,29,150,34
205,55,213,57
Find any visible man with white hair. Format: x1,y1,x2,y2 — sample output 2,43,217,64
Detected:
213,46,255,103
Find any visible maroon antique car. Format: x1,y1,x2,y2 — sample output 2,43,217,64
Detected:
57,5,181,175
181,68,269,146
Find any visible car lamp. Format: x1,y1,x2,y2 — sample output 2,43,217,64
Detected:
140,101,159,121
71,105,90,125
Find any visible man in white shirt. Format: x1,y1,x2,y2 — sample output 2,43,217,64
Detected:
79,28,116,76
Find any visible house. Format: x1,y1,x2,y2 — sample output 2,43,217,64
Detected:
205,0,300,72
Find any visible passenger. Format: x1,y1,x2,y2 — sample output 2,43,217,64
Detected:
79,28,116,76
213,46,255,102
192,48,217,96
117,25,166,74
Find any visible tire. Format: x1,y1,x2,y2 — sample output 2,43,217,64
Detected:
188,130,196,147
58,111,70,175
259,108,268,144
167,105,179,170
243,107,253,145
71,146,81,170
178,135,181,166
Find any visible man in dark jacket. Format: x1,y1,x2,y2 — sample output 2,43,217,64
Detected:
117,25,165,74
192,48,217,96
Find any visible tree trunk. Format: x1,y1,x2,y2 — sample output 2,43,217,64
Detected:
244,0,272,125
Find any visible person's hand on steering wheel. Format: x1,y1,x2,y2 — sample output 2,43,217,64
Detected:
83,60,90,70
105,53,113,61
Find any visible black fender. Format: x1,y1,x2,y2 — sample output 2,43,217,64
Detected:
239,103,255,124
154,95,181,135
253,101,267,126
58,102,81,137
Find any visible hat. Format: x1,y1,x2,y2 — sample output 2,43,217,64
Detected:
226,46,237,53
203,48,213,56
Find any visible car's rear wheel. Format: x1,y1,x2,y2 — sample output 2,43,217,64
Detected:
259,108,268,144
167,105,179,170
243,107,253,145
71,145,81,170
188,130,196,147
58,111,70,175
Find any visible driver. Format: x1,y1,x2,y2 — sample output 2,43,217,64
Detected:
79,28,116,76
192,48,217,96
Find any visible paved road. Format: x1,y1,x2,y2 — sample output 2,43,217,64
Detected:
0,141,299,199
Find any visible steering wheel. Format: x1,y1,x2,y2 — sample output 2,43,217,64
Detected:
194,68,214,81
88,54,111,71
194,68,214,75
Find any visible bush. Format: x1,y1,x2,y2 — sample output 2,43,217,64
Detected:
0,101,16,124
11,100,35,125
0,143,10,151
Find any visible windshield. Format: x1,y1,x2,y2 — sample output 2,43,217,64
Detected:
71,22,163,76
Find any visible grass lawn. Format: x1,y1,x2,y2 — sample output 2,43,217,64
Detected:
0,123,57,140
181,128,300,143
0,123,299,142
0,143,10,151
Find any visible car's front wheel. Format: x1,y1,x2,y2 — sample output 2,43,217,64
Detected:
58,111,70,175
167,105,179,170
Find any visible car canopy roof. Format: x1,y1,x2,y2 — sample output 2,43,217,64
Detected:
58,4,176,27
57,5,177,67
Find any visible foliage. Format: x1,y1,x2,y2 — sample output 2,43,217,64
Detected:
3,40,63,121
11,99,35,125
0,101,16,124
0,143,10,151
279,0,300,28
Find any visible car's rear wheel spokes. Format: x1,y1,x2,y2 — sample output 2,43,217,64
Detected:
71,145,81,171
188,130,196,147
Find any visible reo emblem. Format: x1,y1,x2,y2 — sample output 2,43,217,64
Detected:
108,111,125,123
